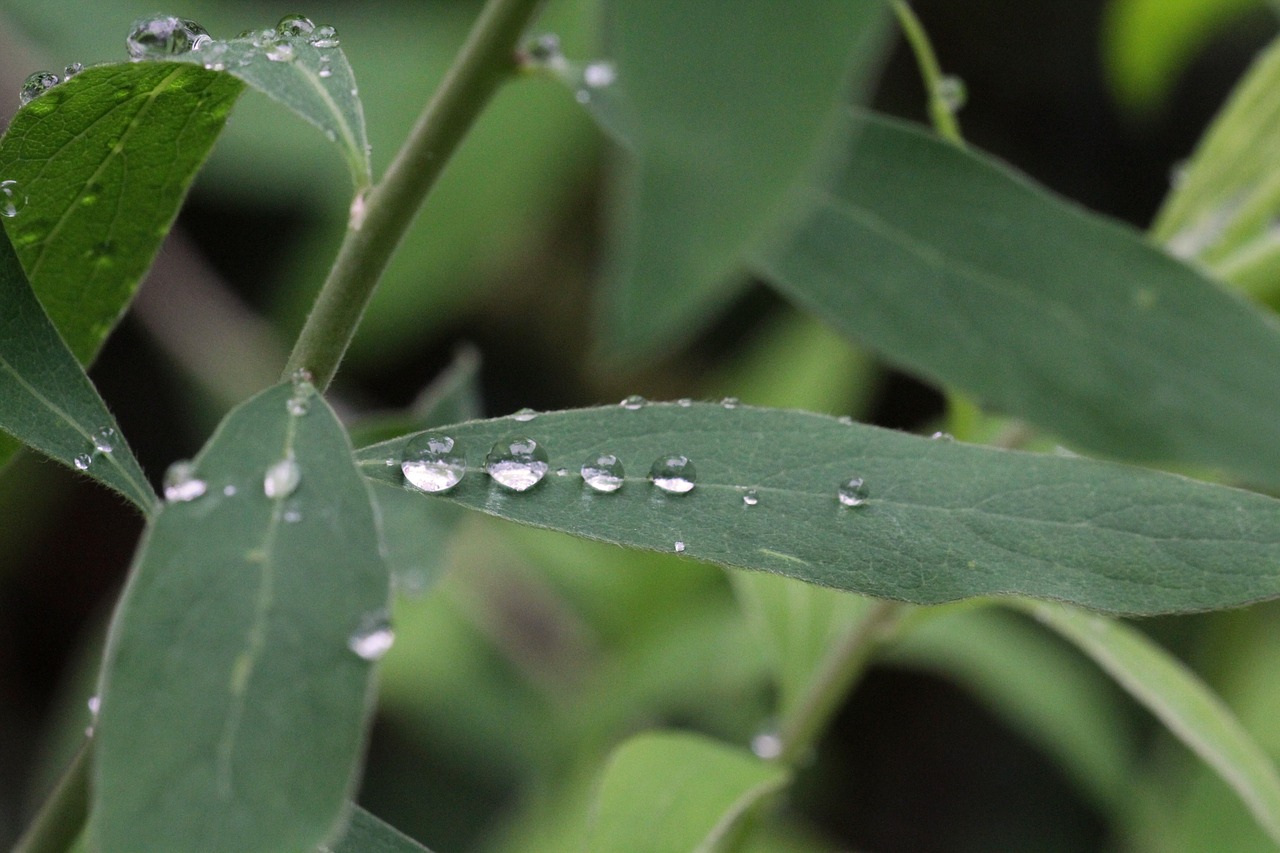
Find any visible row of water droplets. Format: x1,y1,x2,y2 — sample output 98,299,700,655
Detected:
70,426,118,472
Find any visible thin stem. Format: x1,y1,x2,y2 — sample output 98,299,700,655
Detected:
892,1,964,147
284,0,546,390
13,741,91,853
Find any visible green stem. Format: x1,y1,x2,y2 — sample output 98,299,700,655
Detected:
13,741,91,853
891,1,964,147
284,0,546,390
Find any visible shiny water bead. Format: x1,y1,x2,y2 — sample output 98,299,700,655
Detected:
276,14,316,37
309,25,340,49
620,394,647,410
720,397,740,409
837,477,868,507
0,180,24,218
348,612,394,661
582,61,616,88
512,407,538,422
674,541,686,554
265,42,297,62
524,33,564,65
163,460,207,502
401,433,466,493
935,74,967,113
263,456,301,499
930,431,954,441
649,455,696,494
92,427,116,453
73,453,92,471
126,15,211,59
581,453,625,493
742,489,759,506
63,63,84,79
19,71,59,105
677,398,693,408
486,437,549,491
751,729,783,759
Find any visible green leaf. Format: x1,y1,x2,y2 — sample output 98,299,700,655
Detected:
756,111,1280,487
358,403,1280,615
1015,600,1280,846
91,382,389,853
0,62,243,364
325,807,435,853
597,0,889,360
586,731,790,853
0,232,154,510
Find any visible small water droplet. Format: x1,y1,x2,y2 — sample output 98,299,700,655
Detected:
19,71,59,106
290,367,313,385
126,15,211,60
63,62,84,80
620,394,646,410
73,453,91,471
555,467,569,477
318,65,333,78
751,729,783,759
934,74,967,113
264,456,301,499
742,488,759,506
276,14,316,37
286,395,310,416
837,415,854,425
930,431,954,441
87,695,101,716
720,396,740,409
92,427,115,453
223,484,237,497
401,433,466,493
265,42,297,62
837,477,868,507
674,540,686,554
486,437,549,491
349,612,394,661
523,33,565,67
649,455,696,494
163,460,207,502
283,506,302,523
581,453,624,493
512,407,538,422
677,398,693,408
309,25,340,49
583,61,616,88
0,180,25,218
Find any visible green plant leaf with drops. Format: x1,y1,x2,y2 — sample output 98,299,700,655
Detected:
586,731,790,853
756,111,1280,489
91,382,389,853
0,231,154,511
358,403,1280,615
1013,600,1280,846
596,0,889,360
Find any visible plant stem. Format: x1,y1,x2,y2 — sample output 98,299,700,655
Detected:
891,1,964,147
775,600,907,766
12,741,91,853
284,0,547,390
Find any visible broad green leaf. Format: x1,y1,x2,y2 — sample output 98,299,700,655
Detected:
325,807,435,853
1015,600,1280,845
1150,34,1280,296
0,62,242,363
91,382,389,853
757,112,1280,488
358,403,1280,615
598,0,889,360
0,233,153,510
586,731,790,853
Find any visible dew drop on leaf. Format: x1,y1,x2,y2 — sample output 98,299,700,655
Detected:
649,455,696,494
0,180,25,218
620,394,647,410
751,728,783,759
264,456,301,499
126,15,211,60
581,453,625,493
486,437,549,491
742,488,759,506
73,453,92,471
309,25,340,49
276,14,316,37
92,427,115,454
934,74,967,113
348,612,395,661
674,540,686,554
18,71,59,106
163,460,207,502
63,63,84,80
512,407,538,422
265,42,297,62
401,433,466,493
677,398,693,407
837,477,868,507
721,396,740,409
930,431,954,441
582,61,616,88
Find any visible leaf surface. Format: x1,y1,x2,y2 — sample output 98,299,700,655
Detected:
0,233,153,510
358,403,1280,615
757,112,1280,487
91,382,389,853
325,807,435,853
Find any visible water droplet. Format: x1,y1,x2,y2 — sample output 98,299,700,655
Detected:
163,460,207,502
934,74,967,113
677,398,693,408
581,453,624,493
126,15,211,60
309,25,340,49
63,62,84,80
283,507,302,523
524,33,564,66
286,394,310,416
512,407,538,422
0,180,25,218
401,433,466,493
751,729,783,759
290,367,313,385
649,455,696,494
720,396,740,409
583,61,616,88
486,437,549,491
837,415,854,425
837,477,868,507
223,484,237,497
574,89,591,104
87,695,101,716
555,467,569,477
73,453,91,471
92,427,115,453
674,541,686,554
264,456,301,499
19,71,59,106
276,14,316,37
930,431,954,441
742,488,759,506
620,394,646,410
318,65,333,78
349,612,395,661
265,42,297,62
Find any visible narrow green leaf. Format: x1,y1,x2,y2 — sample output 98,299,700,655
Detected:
324,807,435,853
0,233,154,510
587,731,790,853
1014,600,1280,846
0,63,243,363
757,112,1280,487
358,403,1280,615
598,0,889,359
91,382,389,853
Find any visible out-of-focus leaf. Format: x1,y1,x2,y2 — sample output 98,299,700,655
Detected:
91,382,389,853
758,112,1280,488
359,403,1280,614
586,731,789,853
325,807,435,853
0,233,153,510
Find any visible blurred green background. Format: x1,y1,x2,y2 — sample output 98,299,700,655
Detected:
2,1,1279,851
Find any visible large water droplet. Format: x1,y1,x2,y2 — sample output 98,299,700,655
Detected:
837,477,868,507
649,455,696,494
309,25,340,49
581,453,624,493
349,612,395,661
276,14,316,37
0,180,25,218
512,407,538,422
265,42,297,62
264,456,301,499
163,460,207,502
486,437,549,491
19,71,59,106
401,433,466,493
620,394,647,410
742,488,759,506
126,15,211,60
92,426,115,453
73,453,92,471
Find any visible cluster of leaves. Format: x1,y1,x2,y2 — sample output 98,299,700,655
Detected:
5,1,1280,851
